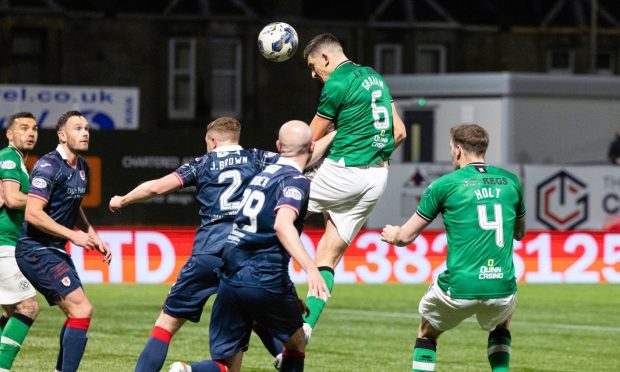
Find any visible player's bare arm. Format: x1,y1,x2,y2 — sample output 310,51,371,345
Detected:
514,215,526,241
274,206,330,301
76,207,111,264
309,114,333,141
381,213,431,246
392,102,407,149
307,130,337,169
1,179,27,209
109,173,183,212
24,196,89,245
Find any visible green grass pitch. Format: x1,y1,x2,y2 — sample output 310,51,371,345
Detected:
12,283,620,371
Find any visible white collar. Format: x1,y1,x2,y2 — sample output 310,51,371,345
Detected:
213,145,243,153
276,157,303,172
56,144,69,160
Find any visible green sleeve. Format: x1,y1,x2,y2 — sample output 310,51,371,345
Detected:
0,151,22,182
317,78,346,120
417,182,441,221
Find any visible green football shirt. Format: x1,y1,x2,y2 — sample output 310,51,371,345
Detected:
317,61,395,166
417,163,526,299
0,146,30,247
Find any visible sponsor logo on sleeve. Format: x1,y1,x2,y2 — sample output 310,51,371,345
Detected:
283,187,303,200
1,160,16,169
32,177,48,188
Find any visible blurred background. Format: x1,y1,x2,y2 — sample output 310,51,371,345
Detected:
1,1,620,276
2,5,618,371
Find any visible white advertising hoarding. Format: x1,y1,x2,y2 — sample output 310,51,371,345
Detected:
524,165,620,230
367,163,454,228
0,84,139,129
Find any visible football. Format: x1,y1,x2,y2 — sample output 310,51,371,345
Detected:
257,22,298,62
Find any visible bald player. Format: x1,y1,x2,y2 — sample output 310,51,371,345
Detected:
170,121,329,372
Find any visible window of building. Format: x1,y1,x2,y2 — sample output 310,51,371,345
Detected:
168,38,196,119
547,49,575,74
374,43,402,74
416,45,447,73
596,51,615,75
211,38,242,117
11,28,45,83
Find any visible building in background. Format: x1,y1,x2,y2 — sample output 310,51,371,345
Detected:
2,0,620,225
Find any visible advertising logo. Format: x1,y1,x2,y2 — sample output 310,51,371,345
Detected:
536,170,588,230
0,85,139,129
82,110,115,129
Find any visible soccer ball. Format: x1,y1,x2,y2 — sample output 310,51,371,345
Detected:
257,22,298,62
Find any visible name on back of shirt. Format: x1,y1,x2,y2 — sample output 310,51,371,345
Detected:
361,75,384,90
209,155,248,171
250,175,270,187
474,187,501,200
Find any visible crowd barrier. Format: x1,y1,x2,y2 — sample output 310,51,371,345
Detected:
68,228,620,284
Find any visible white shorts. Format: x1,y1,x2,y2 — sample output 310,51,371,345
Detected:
308,158,388,245
0,246,37,305
418,283,516,332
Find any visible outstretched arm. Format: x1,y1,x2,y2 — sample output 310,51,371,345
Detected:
381,213,431,246
109,173,182,212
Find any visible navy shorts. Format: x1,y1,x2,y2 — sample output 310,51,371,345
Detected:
16,248,82,306
163,254,222,322
209,280,303,360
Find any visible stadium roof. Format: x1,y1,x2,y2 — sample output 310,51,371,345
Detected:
2,0,620,29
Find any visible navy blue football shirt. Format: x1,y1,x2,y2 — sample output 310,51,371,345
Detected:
174,145,279,255
17,145,89,254
220,157,310,290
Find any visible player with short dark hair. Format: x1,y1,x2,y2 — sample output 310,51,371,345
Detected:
382,124,526,372
298,32,407,344
15,110,111,372
0,112,39,370
171,120,330,372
